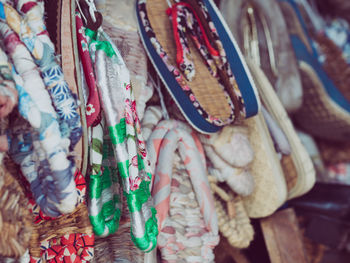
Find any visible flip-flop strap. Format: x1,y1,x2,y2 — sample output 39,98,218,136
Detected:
167,5,195,81
151,123,218,234
168,2,221,81
76,11,101,127
241,2,278,78
89,26,158,251
188,0,244,119
178,3,220,75
89,122,122,237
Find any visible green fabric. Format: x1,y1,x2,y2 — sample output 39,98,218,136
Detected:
131,207,158,252
109,118,126,145
125,180,151,213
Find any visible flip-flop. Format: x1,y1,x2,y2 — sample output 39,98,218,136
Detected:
278,0,350,141
148,119,219,261
136,0,260,133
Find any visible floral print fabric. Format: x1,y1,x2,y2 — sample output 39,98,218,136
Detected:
76,11,101,127
85,22,158,251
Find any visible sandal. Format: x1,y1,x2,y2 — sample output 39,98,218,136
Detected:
148,119,219,262
279,0,350,141
136,0,259,133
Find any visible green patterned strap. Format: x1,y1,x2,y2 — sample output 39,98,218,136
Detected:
88,122,122,237
87,25,158,251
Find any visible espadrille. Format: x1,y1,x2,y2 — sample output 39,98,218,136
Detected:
136,0,260,134
278,0,350,141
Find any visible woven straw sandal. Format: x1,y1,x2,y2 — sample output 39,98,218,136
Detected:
220,0,303,113
136,0,260,134
242,113,287,218
27,171,94,262
247,61,315,199
208,175,254,249
278,0,350,141
0,163,33,259
220,0,315,199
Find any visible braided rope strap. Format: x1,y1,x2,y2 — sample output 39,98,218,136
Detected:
2,1,82,149
75,11,101,127
0,48,17,120
88,121,122,237
208,175,254,249
0,22,78,216
85,24,158,251
148,120,219,262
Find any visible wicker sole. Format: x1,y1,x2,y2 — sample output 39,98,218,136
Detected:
279,0,350,141
295,61,350,141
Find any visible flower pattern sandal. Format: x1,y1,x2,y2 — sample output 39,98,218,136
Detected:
84,11,158,250
136,0,260,133
88,120,123,237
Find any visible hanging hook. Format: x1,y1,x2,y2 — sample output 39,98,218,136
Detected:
76,0,103,31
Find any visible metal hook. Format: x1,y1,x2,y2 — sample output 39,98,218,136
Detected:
76,0,102,31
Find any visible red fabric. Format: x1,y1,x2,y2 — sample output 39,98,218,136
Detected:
30,234,95,263
75,12,101,127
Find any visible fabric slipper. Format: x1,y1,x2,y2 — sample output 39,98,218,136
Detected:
200,125,255,197
136,0,259,133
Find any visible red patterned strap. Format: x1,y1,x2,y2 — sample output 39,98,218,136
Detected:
75,11,101,127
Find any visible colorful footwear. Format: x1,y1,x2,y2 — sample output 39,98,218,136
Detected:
136,0,259,133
